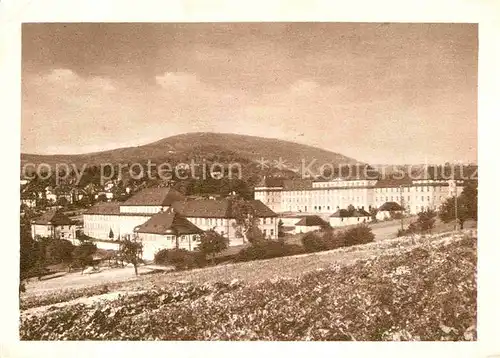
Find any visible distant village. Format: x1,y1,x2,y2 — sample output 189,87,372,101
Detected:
20,162,476,261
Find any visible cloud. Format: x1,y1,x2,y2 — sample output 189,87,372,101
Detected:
289,80,320,94
31,68,116,93
155,72,200,92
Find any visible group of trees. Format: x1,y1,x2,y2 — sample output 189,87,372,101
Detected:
20,231,98,286
397,181,478,236
438,181,477,229
301,225,375,253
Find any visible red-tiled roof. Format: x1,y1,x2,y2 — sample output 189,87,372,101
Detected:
378,202,404,211
85,202,120,215
123,187,184,206
330,209,371,218
295,215,329,227
255,176,285,188
32,209,73,226
282,180,314,190
173,199,277,218
134,211,203,235
374,177,413,188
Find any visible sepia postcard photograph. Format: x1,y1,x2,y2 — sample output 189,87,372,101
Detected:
1,0,499,356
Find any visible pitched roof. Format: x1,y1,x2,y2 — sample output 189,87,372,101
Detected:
282,180,314,190
378,201,404,211
173,199,277,218
374,177,413,188
32,209,73,226
353,209,371,217
85,202,121,215
330,209,350,218
330,209,371,218
295,215,329,227
123,187,184,206
134,211,203,235
255,176,285,188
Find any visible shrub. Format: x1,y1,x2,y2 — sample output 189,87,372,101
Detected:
236,239,305,262
416,209,437,234
302,232,329,252
154,249,206,271
390,211,404,220
321,229,346,250
397,222,419,237
19,234,477,341
46,239,75,266
341,224,375,246
72,241,97,271
197,230,228,264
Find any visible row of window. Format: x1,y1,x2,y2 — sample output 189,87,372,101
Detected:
262,229,275,237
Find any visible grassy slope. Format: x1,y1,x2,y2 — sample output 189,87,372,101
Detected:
20,234,476,340
20,230,476,341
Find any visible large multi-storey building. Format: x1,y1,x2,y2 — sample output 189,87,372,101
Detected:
83,187,278,260
254,176,464,216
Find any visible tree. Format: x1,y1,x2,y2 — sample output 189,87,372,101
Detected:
46,239,75,269
369,207,378,222
341,224,375,246
230,197,260,244
118,236,143,276
72,241,97,273
416,209,437,234
439,182,477,230
302,232,328,252
278,219,285,237
20,224,38,281
57,196,69,207
197,230,228,264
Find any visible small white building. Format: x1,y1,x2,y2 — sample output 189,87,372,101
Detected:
294,215,329,234
83,188,278,257
329,208,372,227
376,201,404,220
31,209,77,241
134,209,205,261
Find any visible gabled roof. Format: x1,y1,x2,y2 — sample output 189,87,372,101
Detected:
85,202,121,215
374,177,412,188
255,176,285,188
353,209,371,217
282,180,314,190
134,211,203,235
172,199,277,218
123,187,184,206
330,209,371,218
295,215,329,227
32,209,73,226
378,201,404,211
330,209,350,218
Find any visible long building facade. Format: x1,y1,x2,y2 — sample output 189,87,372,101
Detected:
83,187,278,260
254,176,464,216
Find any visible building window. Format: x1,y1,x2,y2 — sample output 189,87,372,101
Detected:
263,229,267,236
270,229,274,236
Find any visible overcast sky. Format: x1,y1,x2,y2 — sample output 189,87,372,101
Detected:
22,23,477,164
